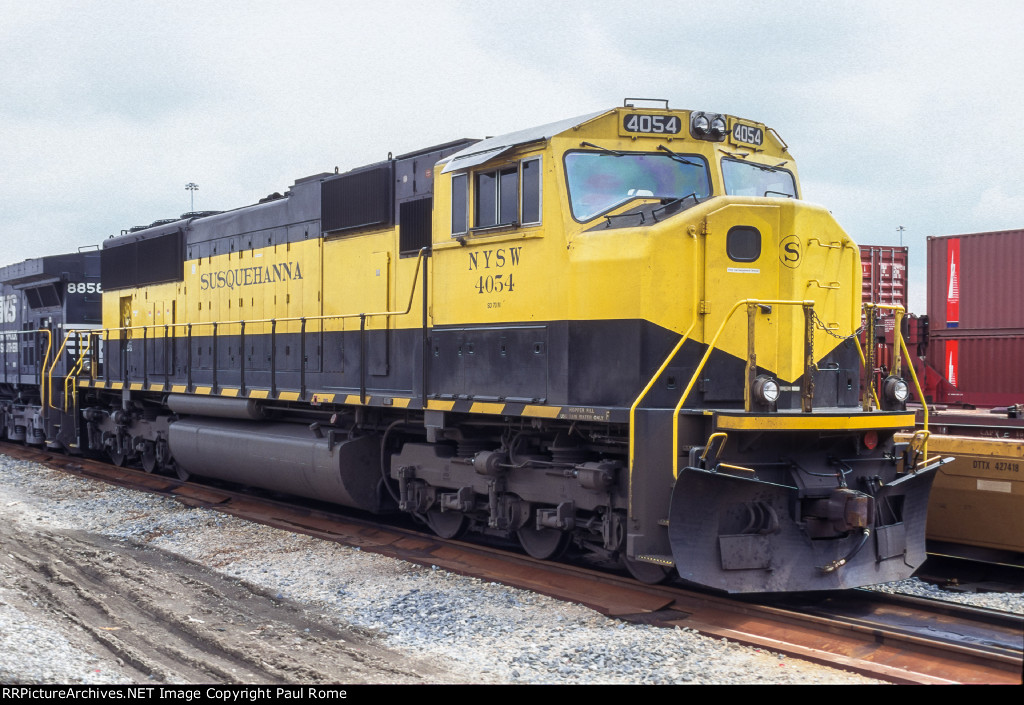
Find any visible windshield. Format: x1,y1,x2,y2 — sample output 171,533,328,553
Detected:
721,158,797,198
564,151,711,221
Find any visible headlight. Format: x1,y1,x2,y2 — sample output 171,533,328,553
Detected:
690,111,728,141
752,375,780,405
692,113,710,135
710,116,727,138
882,376,910,405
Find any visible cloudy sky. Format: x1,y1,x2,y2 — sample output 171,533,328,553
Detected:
2,1,1021,311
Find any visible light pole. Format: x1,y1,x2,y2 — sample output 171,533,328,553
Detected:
896,225,905,247
186,182,198,212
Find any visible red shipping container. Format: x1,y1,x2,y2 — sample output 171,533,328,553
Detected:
860,244,908,317
927,229,1024,331
927,332,1024,407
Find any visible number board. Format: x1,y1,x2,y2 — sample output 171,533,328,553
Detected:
729,121,765,148
621,113,682,136
2,294,17,324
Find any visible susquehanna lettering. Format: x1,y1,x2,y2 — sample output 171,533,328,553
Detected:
200,262,304,291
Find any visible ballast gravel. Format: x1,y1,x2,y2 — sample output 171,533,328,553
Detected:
1,453,1020,685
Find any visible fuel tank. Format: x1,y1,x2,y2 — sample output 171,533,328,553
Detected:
168,419,385,512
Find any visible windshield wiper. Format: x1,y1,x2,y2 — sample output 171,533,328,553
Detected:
752,160,789,173
657,144,700,166
652,193,699,220
580,141,622,156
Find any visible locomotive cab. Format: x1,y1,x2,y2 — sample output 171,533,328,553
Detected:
425,101,939,591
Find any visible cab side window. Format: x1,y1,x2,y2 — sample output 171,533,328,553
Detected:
452,174,469,235
452,157,541,236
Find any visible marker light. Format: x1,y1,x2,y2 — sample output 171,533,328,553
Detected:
863,430,879,450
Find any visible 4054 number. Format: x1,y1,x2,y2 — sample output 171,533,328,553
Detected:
623,113,681,134
475,273,514,294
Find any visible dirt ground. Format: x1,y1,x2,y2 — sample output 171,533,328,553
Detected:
0,518,463,684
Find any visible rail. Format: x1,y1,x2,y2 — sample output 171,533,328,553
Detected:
54,248,430,405
2,328,53,422
854,302,930,458
62,332,95,412
45,330,94,409
669,298,818,480
627,299,930,499
627,225,699,516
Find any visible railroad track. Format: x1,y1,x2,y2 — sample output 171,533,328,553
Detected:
917,547,1024,593
4,442,1022,685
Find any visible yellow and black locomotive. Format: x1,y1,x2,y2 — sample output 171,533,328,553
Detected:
2,100,943,592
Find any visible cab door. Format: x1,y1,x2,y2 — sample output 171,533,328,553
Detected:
118,295,133,381
702,203,788,397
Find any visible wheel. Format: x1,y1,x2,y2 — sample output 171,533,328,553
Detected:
141,443,157,473
109,449,126,467
173,462,190,481
517,526,571,560
424,509,467,539
624,557,672,585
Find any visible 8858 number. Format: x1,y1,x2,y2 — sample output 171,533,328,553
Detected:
67,282,102,294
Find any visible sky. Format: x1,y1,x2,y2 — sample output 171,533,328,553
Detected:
2,1,1022,313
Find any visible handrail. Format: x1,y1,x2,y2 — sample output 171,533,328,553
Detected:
851,338,882,409
4,329,53,418
62,332,95,412
899,330,930,461
656,298,928,481
863,302,931,461
807,238,843,249
70,248,428,341
857,303,928,455
39,329,54,424
60,248,430,396
628,293,924,486
627,225,700,517
46,331,80,409
855,302,910,410
670,298,814,479
700,432,728,463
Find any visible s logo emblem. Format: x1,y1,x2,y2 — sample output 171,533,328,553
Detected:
780,235,801,269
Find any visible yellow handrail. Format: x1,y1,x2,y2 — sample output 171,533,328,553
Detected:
62,332,96,412
46,331,79,409
852,337,882,409
670,298,814,479
60,248,431,400
898,327,930,462
856,303,928,456
632,296,923,484
68,247,429,341
627,226,700,517
699,432,728,463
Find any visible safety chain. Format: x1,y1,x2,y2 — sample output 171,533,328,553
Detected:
809,307,864,342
